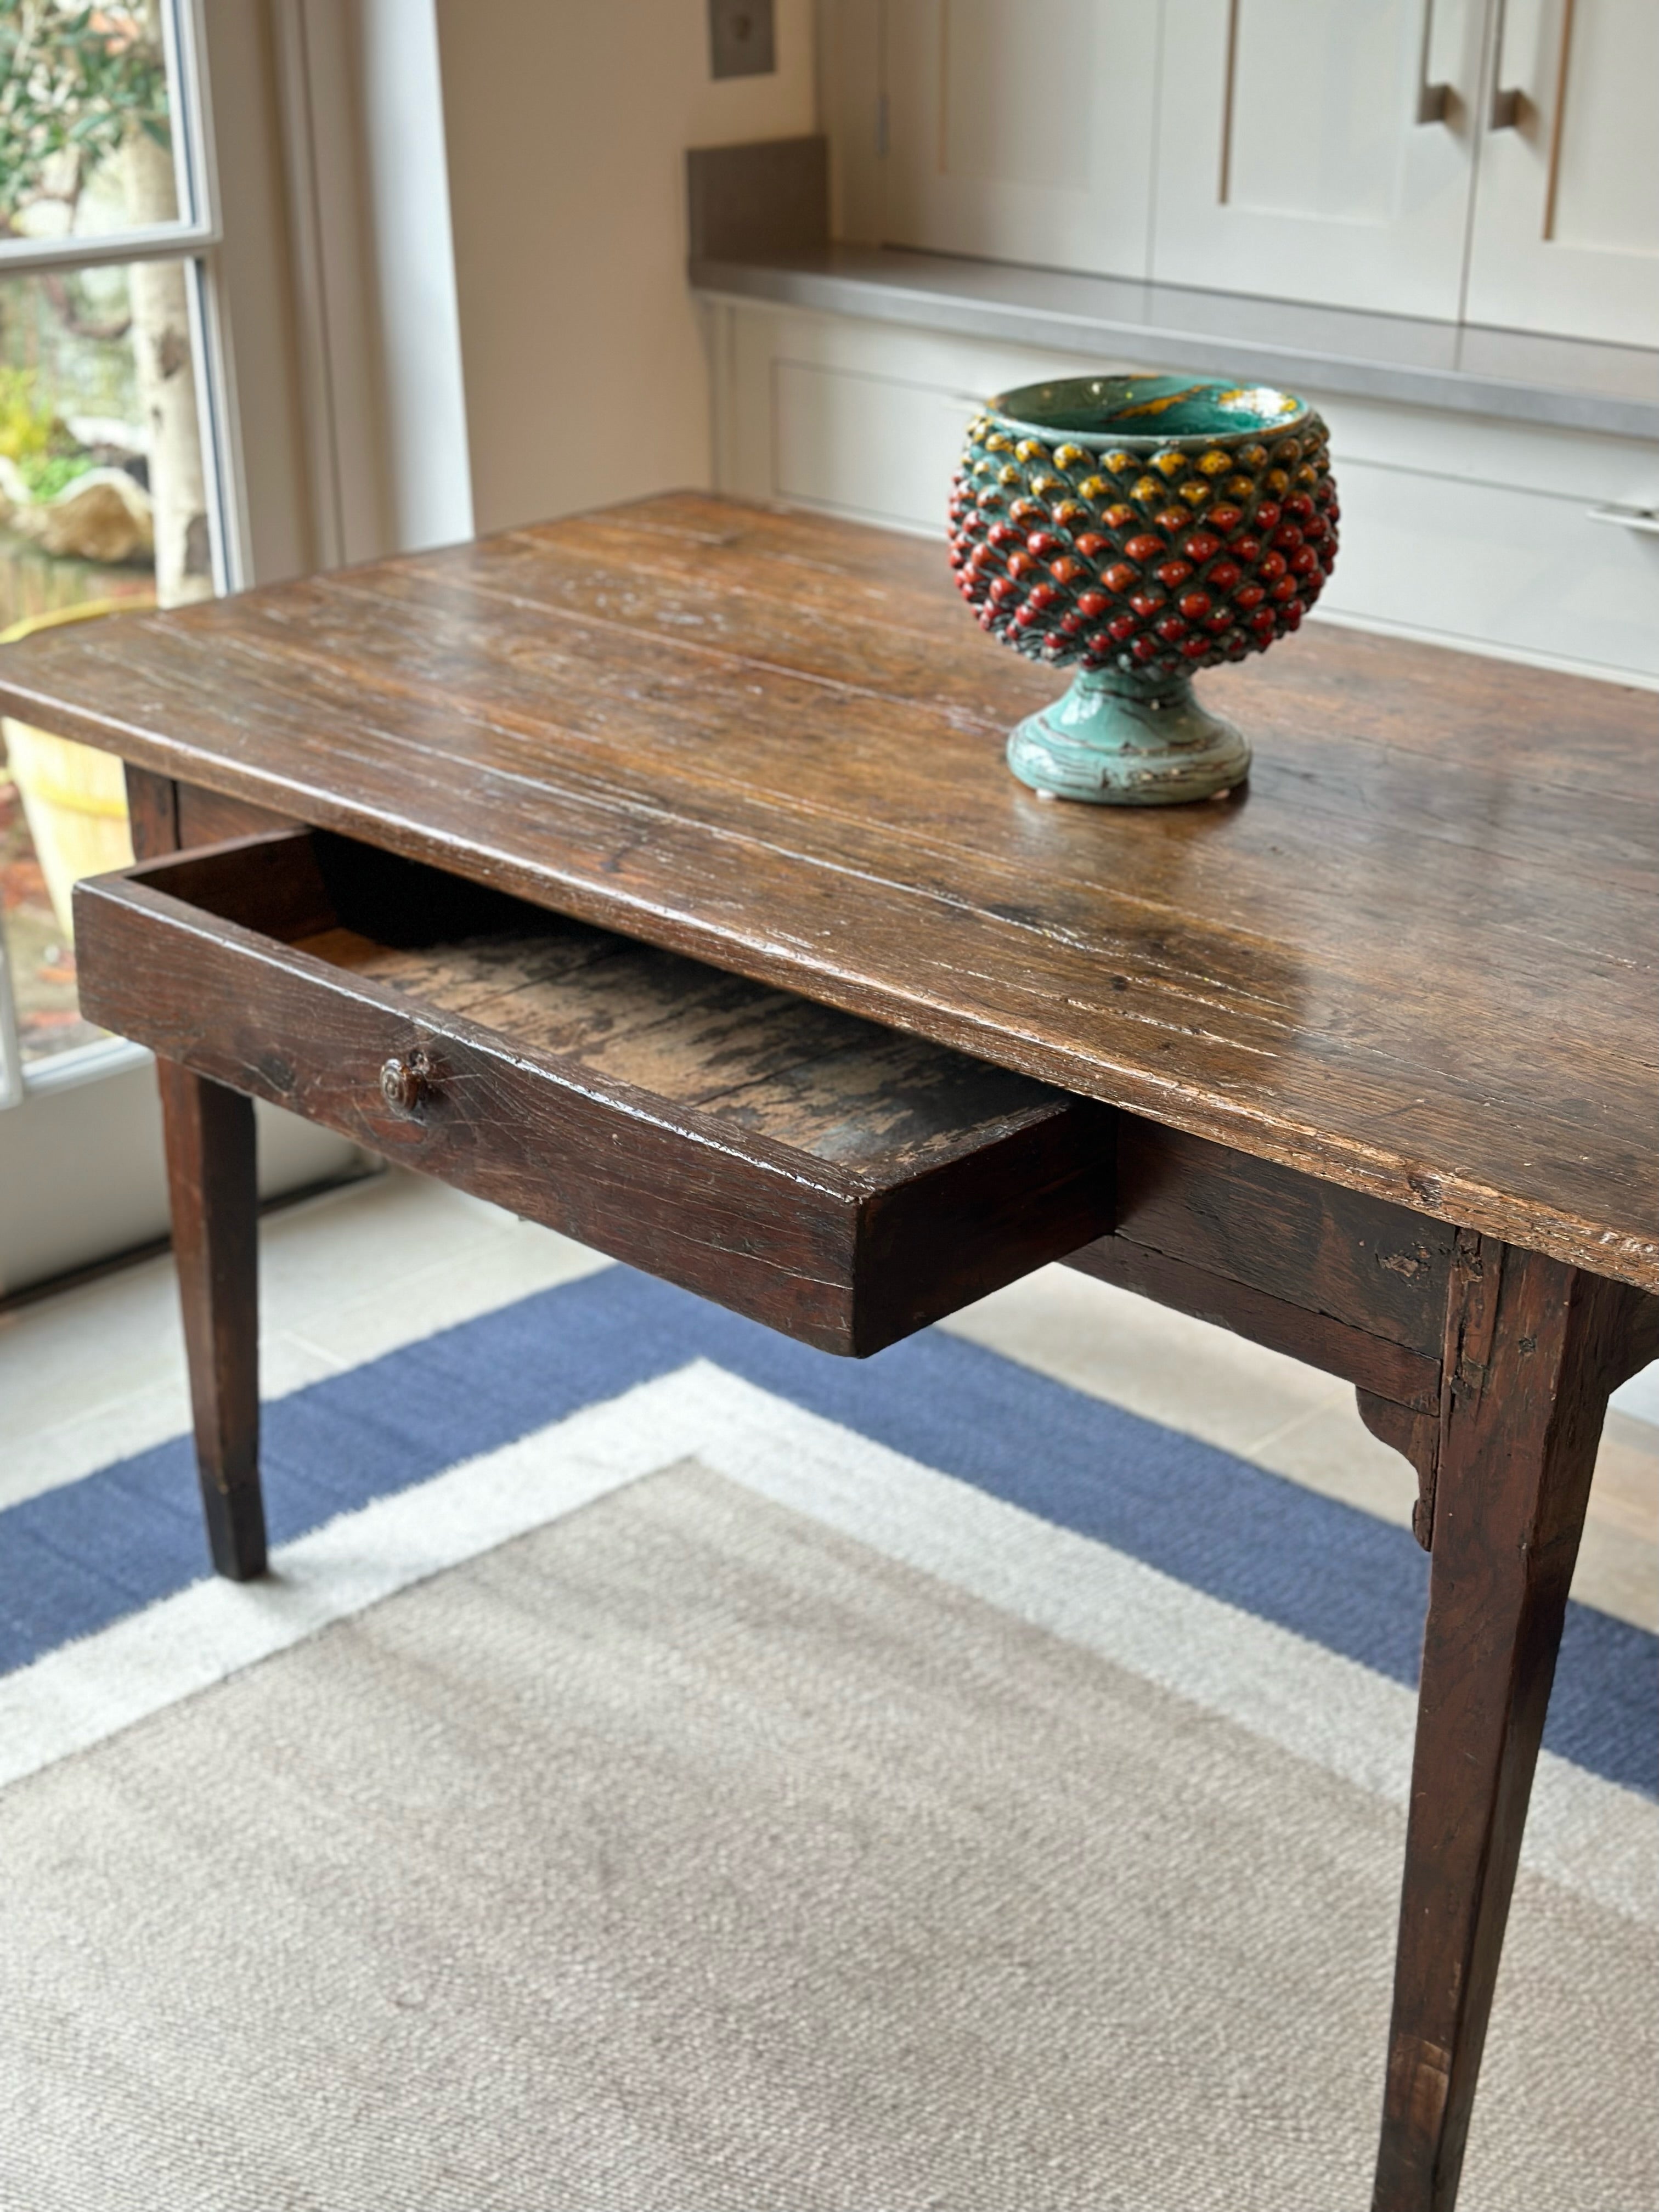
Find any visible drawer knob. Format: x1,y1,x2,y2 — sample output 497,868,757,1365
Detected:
380,1052,431,1114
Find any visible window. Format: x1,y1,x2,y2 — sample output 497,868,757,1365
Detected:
0,0,232,1096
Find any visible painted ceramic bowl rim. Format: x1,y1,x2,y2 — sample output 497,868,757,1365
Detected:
984,374,1312,450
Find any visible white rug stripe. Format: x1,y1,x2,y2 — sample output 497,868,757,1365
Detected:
3,1359,1652,1928
0,1372,693,1796
688,1367,1658,1929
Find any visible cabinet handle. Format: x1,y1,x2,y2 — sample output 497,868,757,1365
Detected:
1588,502,1659,537
1488,0,1522,127
1415,0,1451,124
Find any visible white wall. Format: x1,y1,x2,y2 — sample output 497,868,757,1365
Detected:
434,0,816,535
202,0,317,585
266,0,475,568
356,0,473,552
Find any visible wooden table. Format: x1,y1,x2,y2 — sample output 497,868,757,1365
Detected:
3,493,1654,2211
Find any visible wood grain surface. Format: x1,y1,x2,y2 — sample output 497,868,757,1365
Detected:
155,1060,266,1581
9,491,1655,1286
303,922,1060,1170
1373,1244,1650,2209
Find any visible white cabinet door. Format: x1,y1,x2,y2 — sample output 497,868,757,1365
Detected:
819,0,887,244
1152,0,1488,319
878,0,1159,278
1464,0,1659,346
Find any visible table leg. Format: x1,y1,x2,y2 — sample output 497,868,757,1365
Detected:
1370,1241,1632,2210
159,1058,266,1581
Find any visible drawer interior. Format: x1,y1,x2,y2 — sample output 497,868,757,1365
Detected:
171,828,1068,1177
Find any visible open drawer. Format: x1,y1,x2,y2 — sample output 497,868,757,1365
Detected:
74,829,1114,1354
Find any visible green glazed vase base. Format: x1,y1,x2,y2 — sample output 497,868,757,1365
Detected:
1006,669,1250,807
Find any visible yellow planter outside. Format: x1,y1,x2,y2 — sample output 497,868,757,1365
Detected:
1,596,154,939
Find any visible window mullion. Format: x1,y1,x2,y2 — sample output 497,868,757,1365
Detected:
0,225,221,279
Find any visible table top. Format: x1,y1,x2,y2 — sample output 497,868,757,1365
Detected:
2,492,1654,1290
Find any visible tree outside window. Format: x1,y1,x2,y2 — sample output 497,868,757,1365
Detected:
1,0,217,1069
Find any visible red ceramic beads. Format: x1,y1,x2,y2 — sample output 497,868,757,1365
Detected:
948,410,1339,681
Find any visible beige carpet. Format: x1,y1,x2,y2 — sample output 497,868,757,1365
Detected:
1,1460,1653,2211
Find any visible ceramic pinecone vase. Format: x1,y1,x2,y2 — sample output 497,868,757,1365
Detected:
949,375,1339,804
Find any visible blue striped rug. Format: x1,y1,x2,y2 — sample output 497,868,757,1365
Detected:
3,1260,1656,2212
2,1263,1653,1803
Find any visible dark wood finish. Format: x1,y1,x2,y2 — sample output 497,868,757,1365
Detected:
1356,1391,1439,1548
1372,1244,1647,2211
1353,1232,1500,1550
72,828,1115,1357
6,492,1652,1288
123,760,179,859
125,765,267,1577
176,782,296,849
1114,1123,1454,1355
126,763,292,858
1069,1119,1455,1483
155,1058,265,1580
1609,1288,1659,1390
13,498,1647,2209
1071,1238,1440,1412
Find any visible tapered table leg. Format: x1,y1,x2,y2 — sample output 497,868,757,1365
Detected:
1370,1241,1632,2210
159,1058,266,1580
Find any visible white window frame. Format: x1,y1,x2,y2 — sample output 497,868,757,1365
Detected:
0,0,246,1103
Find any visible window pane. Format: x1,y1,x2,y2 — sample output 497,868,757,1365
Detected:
1,256,210,1064
1,2,187,241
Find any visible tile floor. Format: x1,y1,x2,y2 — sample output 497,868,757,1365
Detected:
2,1169,1654,1630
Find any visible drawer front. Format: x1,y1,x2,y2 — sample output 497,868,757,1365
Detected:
74,834,1114,1355
1316,455,1659,682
